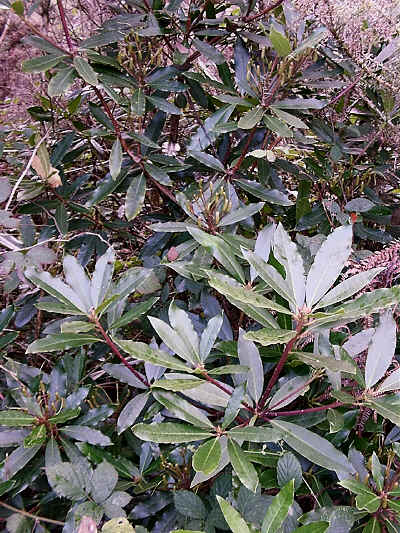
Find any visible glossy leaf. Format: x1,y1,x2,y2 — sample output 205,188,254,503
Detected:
125,173,146,220
132,422,213,443
109,139,123,180
365,311,396,388
227,438,259,492
261,480,294,533
217,496,251,533
193,438,222,475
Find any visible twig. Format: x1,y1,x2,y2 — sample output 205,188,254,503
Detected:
56,0,74,51
244,0,284,22
5,132,49,211
0,501,65,526
265,401,344,417
0,13,11,48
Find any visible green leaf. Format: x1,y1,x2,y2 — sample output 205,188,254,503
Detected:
110,297,159,329
238,330,263,402
269,27,291,57
188,150,225,172
48,407,81,424
102,518,135,533
218,202,265,227
61,321,95,333
0,410,35,427
114,339,192,372
242,248,294,305
235,179,293,206
22,54,67,73
60,425,112,446
294,523,329,533
153,390,214,428
91,460,118,504
117,392,149,434
228,425,281,442
129,132,160,148
146,95,182,115
174,490,207,520
46,462,88,500
193,438,222,475
362,518,382,533
152,378,202,391
192,38,226,65
216,496,251,533
290,351,356,374
11,0,24,15
188,227,245,283
227,438,259,492
273,108,308,129
23,424,47,447
199,313,223,362
365,311,396,388
91,247,115,310
269,420,355,476
48,67,76,97
2,445,41,480
263,115,293,137
238,105,265,129
261,480,294,533
207,272,292,314
26,333,100,353
73,56,99,85
168,302,201,363
131,88,146,116
355,492,381,513
367,394,400,426
377,368,400,393
133,422,213,443
269,376,310,410
306,225,353,308
110,138,123,180
327,409,344,433
143,162,172,186
125,173,146,221
314,268,384,310
277,452,302,489
244,328,296,346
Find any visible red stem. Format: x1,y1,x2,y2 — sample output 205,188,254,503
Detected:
95,318,150,387
56,0,74,51
244,0,284,22
264,401,344,417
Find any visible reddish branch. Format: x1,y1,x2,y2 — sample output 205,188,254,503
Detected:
56,0,74,51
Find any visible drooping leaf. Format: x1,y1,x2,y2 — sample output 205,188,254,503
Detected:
125,174,146,221
73,56,99,86
227,438,259,492
109,139,123,180
48,67,76,97
365,311,396,388
238,330,263,403
217,496,251,533
261,480,294,533
26,333,100,353
117,392,149,434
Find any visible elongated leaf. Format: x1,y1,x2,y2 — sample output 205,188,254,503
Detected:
114,339,192,372
238,106,265,129
0,411,35,427
153,390,214,428
269,27,291,57
377,368,400,393
207,273,292,315
222,385,245,429
306,225,353,308
291,351,356,374
192,37,226,64
274,223,306,309
60,425,111,446
22,54,67,73
110,297,159,330
367,394,400,426
228,425,281,442
48,67,76,97
189,150,225,172
133,422,213,443
238,330,263,402
91,247,115,309
365,311,396,388
269,420,355,476
231,298,279,328
236,179,293,206
153,378,202,391
117,392,149,434
188,227,245,283
63,254,93,312
243,248,293,304
219,202,264,227
125,173,146,220
143,162,172,186
146,95,182,115
148,316,197,365
168,302,200,363
244,328,296,346
261,480,294,533
217,496,251,533
109,139,123,180
131,88,146,116
227,438,259,492
26,333,100,353
314,268,384,310
269,376,310,410
2,445,41,480
193,438,222,475
73,56,98,85
200,314,223,362
26,268,86,313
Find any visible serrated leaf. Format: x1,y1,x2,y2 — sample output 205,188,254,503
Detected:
192,38,226,65
46,462,88,500
2,445,41,480
290,351,356,374
110,139,123,180
217,496,251,533
261,480,294,533
133,422,213,443
91,460,118,504
174,490,207,520
227,438,259,492
367,394,400,426
193,438,222,475
236,179,293,206
277,452,302,489
377,368,400,393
